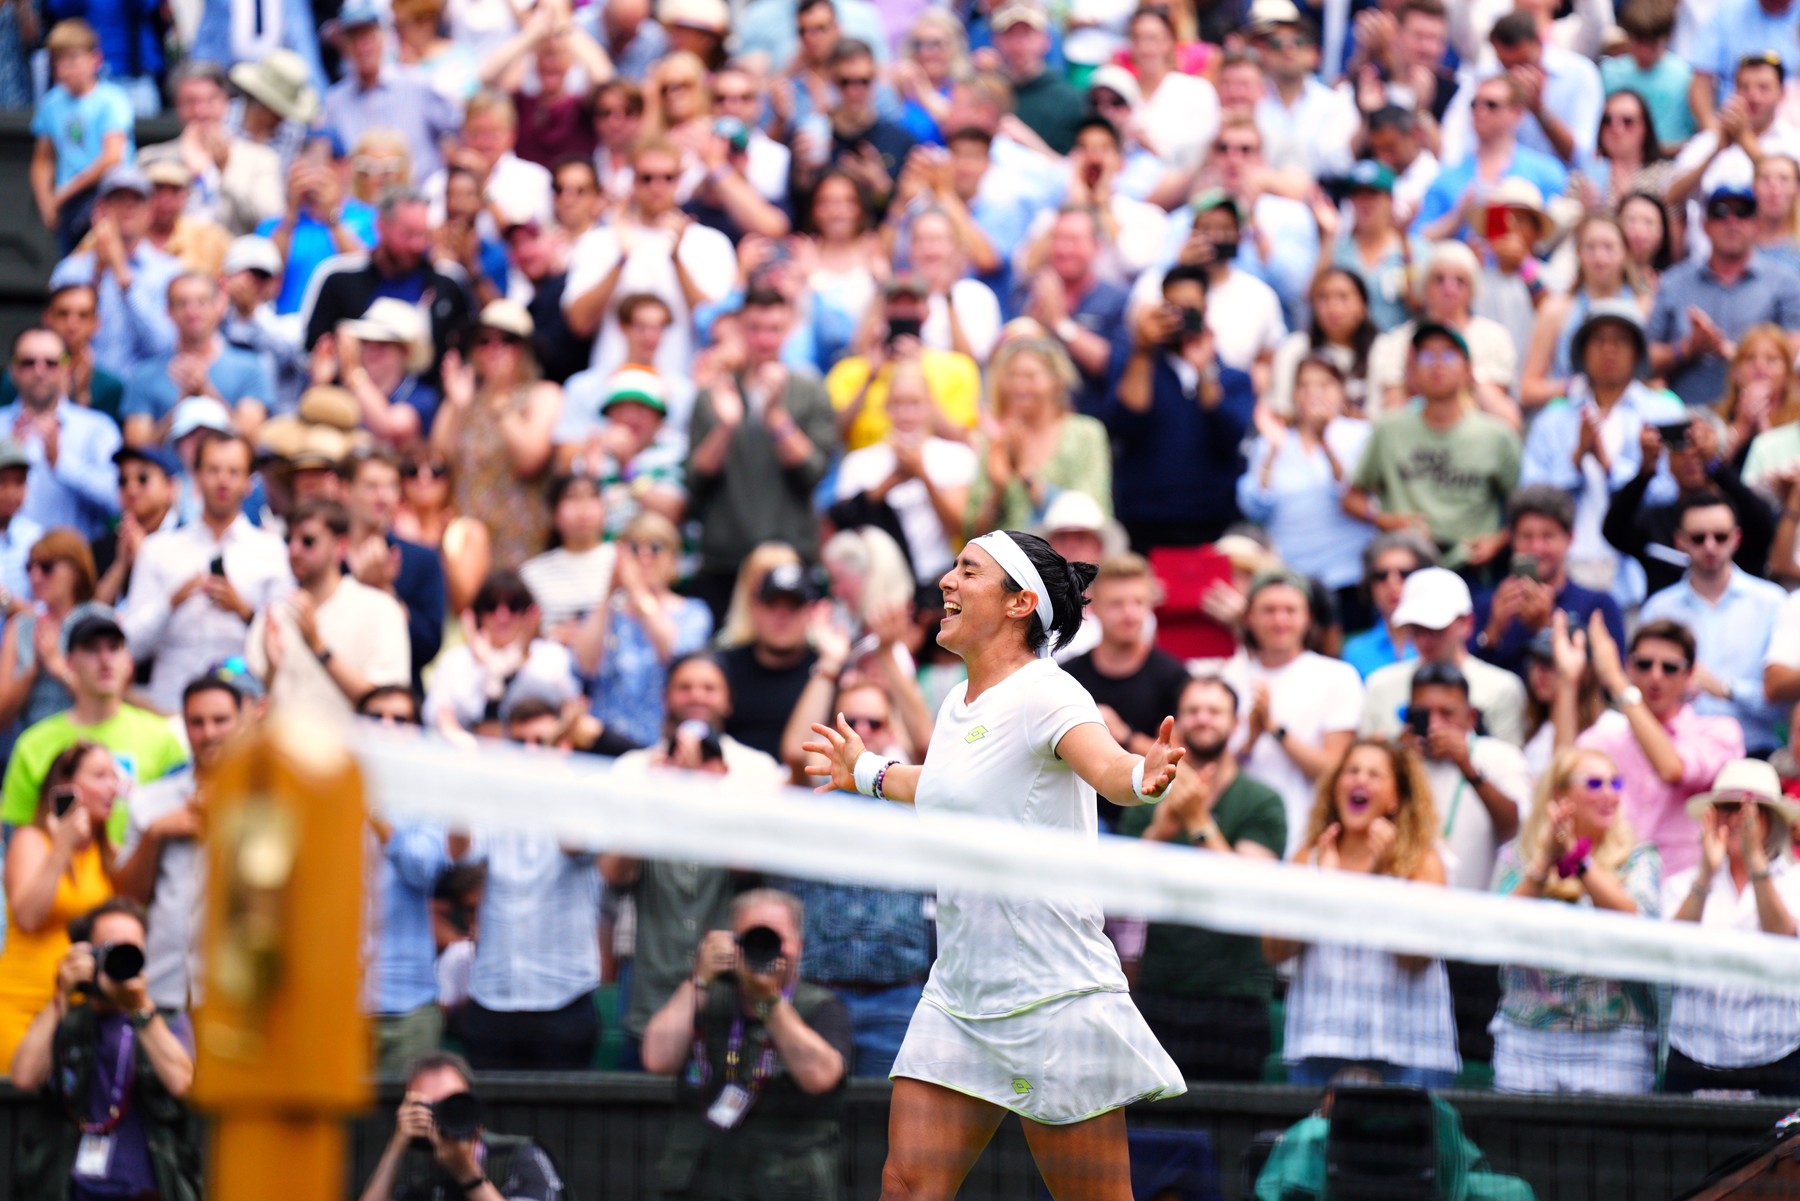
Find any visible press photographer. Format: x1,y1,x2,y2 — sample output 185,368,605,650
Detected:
357,1051,566,1201
641,889,852,1201
10,897,202,1201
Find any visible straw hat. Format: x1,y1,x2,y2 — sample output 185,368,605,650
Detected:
1484,178,1554,244
340,298,434,377
229,50,321,125
1686,759,1800,857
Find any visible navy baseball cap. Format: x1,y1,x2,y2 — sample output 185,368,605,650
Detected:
114,444,181,478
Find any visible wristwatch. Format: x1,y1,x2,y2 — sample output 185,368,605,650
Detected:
129,1008,156,1030
315,647,335,668
458,1174,488,1195
1615,684,1644,709
1193,822,1221,843
1271,725,1289,744
1053,317,1081,344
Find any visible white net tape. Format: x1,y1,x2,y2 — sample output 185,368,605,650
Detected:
353,729,1800,999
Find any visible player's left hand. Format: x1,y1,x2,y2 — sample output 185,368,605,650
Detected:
1139,716,1185,799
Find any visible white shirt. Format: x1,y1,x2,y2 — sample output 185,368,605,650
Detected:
563,221,737,379
119,767,204,1010
913,657,1127,1018
1138,71,1221,171
423,638,581,730
1128,264,1288,374
1422,736,1532,890
921,280,1002,366
425,151,555,234
1764,589,1800,670
1360,656,1530,748
120,514,293,713
836,437,978,584
245,576,411,723
1257,78,1358,179
519,544,618,628
1664,860,1800,1068
1223,650,1366,856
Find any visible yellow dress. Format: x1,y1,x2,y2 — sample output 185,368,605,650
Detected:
0,840,113,1071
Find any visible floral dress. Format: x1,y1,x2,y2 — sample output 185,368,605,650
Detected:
591,596,713,747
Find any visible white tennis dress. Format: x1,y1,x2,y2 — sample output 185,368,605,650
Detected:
890,657,1187,1123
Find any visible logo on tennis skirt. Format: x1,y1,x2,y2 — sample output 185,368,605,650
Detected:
1011,1077,1032,1094
964,725,989,744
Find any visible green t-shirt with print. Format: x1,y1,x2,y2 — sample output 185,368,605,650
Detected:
1352,406,1522,566
2,705,188,841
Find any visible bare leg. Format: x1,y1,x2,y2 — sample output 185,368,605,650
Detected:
879,1077,1008,1201
1020,1107,1134,1201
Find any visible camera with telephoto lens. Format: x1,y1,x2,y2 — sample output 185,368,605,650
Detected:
92,942,145,987
412,1090,484,1150
737,925,783,974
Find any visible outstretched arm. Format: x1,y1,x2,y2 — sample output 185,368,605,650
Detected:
804,714,923,804
1058,716,1183,808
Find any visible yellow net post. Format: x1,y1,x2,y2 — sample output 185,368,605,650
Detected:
190,715,371,1199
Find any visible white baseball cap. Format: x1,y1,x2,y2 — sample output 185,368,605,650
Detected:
1391,567,1472,631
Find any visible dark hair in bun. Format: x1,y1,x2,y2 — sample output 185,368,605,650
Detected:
994,530,1096,653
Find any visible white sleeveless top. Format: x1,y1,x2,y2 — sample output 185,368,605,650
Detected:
913,657,1128,1019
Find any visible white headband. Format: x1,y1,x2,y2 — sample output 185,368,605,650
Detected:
970,531,1055,656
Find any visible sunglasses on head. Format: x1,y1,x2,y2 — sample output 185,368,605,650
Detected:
1580,775,1625,792
1630,655,1688,676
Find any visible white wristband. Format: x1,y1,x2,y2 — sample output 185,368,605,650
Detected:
853,751,889,796
1131,757,1161,804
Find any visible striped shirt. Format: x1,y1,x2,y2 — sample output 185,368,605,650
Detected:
1664,859,1800,1069
466,831,603,1012
1284,941,1460,1074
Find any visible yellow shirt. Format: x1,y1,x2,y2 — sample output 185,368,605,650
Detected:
825,350,983,452
0,840,114,1071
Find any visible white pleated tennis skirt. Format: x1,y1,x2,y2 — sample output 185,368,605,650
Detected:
891,988,1187,1124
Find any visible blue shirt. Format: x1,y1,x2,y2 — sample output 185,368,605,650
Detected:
322,72,462,185
1442,45,1603,166
1412,147,1570,241
256,201,378,316
1693,0,1800,97
1342,621,1414,680
122,342,274,430
1646,253,1800,407
29,81,134,189
49,245,181,378
1639,567,1789,753
780,792,933,985
1236,418,1375,591
733,0,893,67
1470,578,1624,679
372,822,452,1015
1600,52,1697,149
581,11,669,82
467,831,602,1012
193,0,328,96
0,515,43,601
1103,352,1255,528
0,400,121,540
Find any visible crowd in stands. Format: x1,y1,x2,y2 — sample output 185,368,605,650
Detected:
3,0,1800,1120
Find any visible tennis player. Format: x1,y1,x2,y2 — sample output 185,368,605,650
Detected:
806,529,1187,1200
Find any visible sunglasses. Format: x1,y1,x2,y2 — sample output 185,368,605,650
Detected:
837,75,875,88
714,90,753,102
117,470,158,487
474,600,527,617
473,332,523,349
1260,33,1311,49
1681,529,1734,545
288,532,322,549
13,356,59,369
1371,567,1416,583
1713,799,1745,816
1472,97,1509,112
25,559,57,575
403,461,449,479
1580,775,1626,792
844,714,888,731
1630,656,1688,676
1092,90,1129,108
636,171,679,184
1707,201,1756,220
1601,112,1640,127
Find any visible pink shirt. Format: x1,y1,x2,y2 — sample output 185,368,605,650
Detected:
1578,706,1744,875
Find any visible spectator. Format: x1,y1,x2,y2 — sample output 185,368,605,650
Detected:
1602,1,1694,150
590,80,648,206
0,327,117,548
1266,738,1458,1088
322,0,464,184
607,654,785,1065
1648,184,1800,409
1666,759,1800,1095
1689,3,1800,129
29,20,133,254
1604,413,1777,597
225,48,325,180
989,4,1082,155
0,742,122,1066
833,359,977,587
1063,554,1194,831
1580,615,1746,875
1238,355,1374,612
1122,675,1286,1082
1224,572,1365,855
1442,11,1602,168
562,139,737,380
434,165,510,310
1414,74,1568,244
1405,660,1530,891
1492,746,1661,1094
581,511,715,749
246,498,411,720
797,171,883,371
1328,161,1428,337
1013,205,1130,418
826,275,982,453
334,298,441,449
112,667,258,1013
426,90,555,238
304,188,474,370
716,550,819,759
358,1051,566,1200
498,210,590,388
394,448,492,615
426,570,580,739
47,168,181,383
519,474,617,631
480,14,609,170
1366,105,1442,228
21,284,125,426
1751,154,1800,272
585,0,668,83
1252,5,1358,180
123,272,273,449
94,446,176,607
1580,89,1675,214
1364,242,1519,421
1520,214,1648,414
0,530,96,742
1027,117,1165,285
148,60,284,238
1117,7,1219,171
0,439,41,613
1523,613,1611,778
1638,489,1789,756
687,288,837,617
1518,299,1687,600
710,65,793,208
264,132,381,320
120,432,290,714
555,363,689,530
1265,269,1380,422
1731,324,1800,477
1346,322,1522,574
1473,486,1625,679
137,158,230,278
1360,567,1529,746
1341,531,1438,680
967,336,1111,536
549,157,607,249
9,898,200,1201
219,236,305,416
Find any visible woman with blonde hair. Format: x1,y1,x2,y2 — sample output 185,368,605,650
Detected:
391,0,480,102
716,542,805,649
643,50,713,169
0,530,96,739
1266,738,1459,1088
966,338,1112,536
1519,213,1644,413
348,129,412,207
1722,324,1800,475
892,8,968,139
1490,746,1660,1093
1753,154,1800,271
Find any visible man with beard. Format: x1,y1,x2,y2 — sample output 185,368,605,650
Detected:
1118,675,1286,1082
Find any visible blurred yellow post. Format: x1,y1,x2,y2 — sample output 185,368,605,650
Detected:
190,714,371,1200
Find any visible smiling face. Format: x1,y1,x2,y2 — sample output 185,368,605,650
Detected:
666,656,731,726
1245,582,1309,661
937,543,1034,656
1333,743,1401,832
1561,750,1622,841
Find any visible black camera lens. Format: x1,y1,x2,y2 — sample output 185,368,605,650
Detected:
736,925,783,973
429,1091,483,1141
96,942,145,984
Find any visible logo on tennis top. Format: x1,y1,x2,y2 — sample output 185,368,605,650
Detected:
1011,1077,1032,1094
964,725,989,744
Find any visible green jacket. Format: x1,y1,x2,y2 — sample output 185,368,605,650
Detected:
1254,1096,1536,1201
